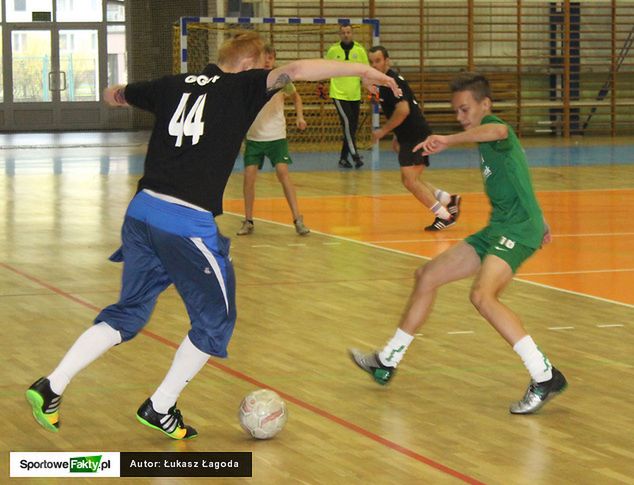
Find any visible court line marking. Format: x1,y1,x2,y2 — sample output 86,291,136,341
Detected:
548,326,575,331
597,324,624,328
520,268,634,276
224,186,634,202
0,261,486,485
226,211,634,310
368,232,634,244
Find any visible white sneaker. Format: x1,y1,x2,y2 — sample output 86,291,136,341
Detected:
294,216,310,235
236,220,254,236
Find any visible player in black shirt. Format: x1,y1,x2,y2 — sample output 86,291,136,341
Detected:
26,32,400,440
369,46,461,231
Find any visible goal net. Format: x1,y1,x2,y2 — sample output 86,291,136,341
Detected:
173,17,379,153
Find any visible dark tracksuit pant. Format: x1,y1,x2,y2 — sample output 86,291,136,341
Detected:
333,98,361,162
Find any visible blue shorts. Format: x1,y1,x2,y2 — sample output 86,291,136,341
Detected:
95,191,236,357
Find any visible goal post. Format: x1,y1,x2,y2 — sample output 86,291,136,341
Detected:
174,16,381,162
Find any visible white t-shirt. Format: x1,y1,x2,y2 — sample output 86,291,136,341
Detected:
246,83,295,142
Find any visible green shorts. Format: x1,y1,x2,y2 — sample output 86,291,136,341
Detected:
465,226,538,273
244,139,293,168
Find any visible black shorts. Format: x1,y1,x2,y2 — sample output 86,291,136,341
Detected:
398,141,430,167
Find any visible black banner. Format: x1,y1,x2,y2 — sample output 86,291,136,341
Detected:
120,452,252,477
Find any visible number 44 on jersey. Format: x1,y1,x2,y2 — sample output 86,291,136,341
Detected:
168,93,207,147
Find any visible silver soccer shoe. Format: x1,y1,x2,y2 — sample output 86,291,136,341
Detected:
510,367,567,415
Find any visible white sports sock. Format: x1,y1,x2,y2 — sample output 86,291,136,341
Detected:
434,189,451,206
378,328,415,367
513,335,553,383
150,335,210,414
48,322,122,395
431,201,451,220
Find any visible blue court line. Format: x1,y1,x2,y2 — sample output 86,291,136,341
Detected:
244,144,634,172
1,145,633,175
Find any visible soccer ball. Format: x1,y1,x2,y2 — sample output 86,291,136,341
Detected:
238,389,288,439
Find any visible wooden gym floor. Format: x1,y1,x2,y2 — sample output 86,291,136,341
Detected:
0,134,633,484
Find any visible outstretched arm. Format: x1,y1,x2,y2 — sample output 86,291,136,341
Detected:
267,60,401,98
103,85,129,107
413,123,509,155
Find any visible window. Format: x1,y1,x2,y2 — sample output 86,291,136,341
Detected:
7,0,52,22
107,0,125,22
107,24,127,85
12,32,27,53
56,0,102,22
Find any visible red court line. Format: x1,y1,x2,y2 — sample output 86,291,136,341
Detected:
1,261,486,485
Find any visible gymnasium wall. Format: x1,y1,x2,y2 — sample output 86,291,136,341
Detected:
128,0,634,137
270,0,634,137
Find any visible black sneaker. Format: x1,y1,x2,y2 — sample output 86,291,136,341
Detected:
348,349,396,385
338,159,353,169
447,194,462,221
509,367,568,414
26,377,62,432
353,156,364,169
136,398,198,440
424,216,456,232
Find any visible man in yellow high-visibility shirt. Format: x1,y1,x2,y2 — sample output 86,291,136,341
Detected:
325,23,369,169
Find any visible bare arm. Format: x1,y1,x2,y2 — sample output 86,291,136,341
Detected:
414,123,509,155
103,85,129,107
290,90,307,130
267,60,400,98
373,100,409,142
445,123,508,145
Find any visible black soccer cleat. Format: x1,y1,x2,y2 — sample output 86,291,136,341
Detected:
136,398,198,440
424,216,456,232
26,377,62,432
353,156,364,169
338,159,353,169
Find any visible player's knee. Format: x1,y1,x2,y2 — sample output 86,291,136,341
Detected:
414,266,425,281
108,322,143,342
95,310,149,342
188,318,235,358
401,174,417,192
244,174,257,188
469,286,493,313
275,169,289,183
414,265,435,291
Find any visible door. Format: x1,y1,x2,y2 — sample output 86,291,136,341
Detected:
1,0,130,131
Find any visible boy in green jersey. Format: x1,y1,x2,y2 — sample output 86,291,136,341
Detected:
349,72,567,415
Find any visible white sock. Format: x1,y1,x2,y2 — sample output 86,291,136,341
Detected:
48,322,122,395
378,328,415,367
434,189,451,206
513,335,553,383
431,201,451,220
150,335,210,413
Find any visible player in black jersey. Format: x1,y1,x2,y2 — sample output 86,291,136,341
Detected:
368,46,461,231
26,32,400,440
